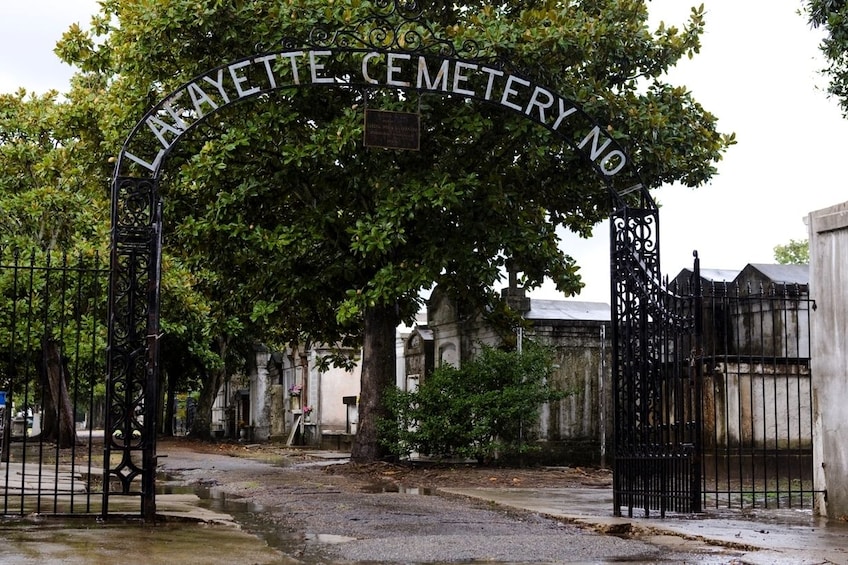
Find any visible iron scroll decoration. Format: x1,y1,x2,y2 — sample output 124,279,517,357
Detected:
106,0,658,519
305,0,481,59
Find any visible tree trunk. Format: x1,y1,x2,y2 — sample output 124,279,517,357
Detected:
190,336,228,440
350,303,398,462
37,339,77,447
162,366,177,436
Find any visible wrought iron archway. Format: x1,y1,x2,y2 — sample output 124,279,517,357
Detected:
106,0,669,520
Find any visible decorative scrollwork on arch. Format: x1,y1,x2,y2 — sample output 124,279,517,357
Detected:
305,0,481,61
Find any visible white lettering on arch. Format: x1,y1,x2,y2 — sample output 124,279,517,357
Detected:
480,66,504,101
146,115,183,149
229,60,260,97
161,91,189,130
579,126,626,176
599,150,626,175
255,54,279,88
551,98,577,130
452,61,477,97
525,86,554,123
119,48,632,183
280,51,304,84
124,150,163,173
501,75,530,112
203,70,231,103
578,126,612,160
362,52,380,84
417,57,449,91
186,83,218,118
387,53,411,87
309,50,333,84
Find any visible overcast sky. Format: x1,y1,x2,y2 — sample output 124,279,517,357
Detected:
1,1,845,303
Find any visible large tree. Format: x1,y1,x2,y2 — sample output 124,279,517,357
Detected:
56,0,731,460
0,90,107,446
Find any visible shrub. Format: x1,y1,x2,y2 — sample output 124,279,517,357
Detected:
379,341,565,463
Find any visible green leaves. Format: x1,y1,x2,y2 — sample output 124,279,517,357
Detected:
0,91,108,252
379,341,565,462
350,217,406,256
774,239,810,265
7,0,734,433
805,0,848,118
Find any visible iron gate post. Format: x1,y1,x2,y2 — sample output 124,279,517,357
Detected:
690,251,704,513
104,177,161,520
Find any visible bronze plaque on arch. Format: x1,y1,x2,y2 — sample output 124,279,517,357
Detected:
364,109,420,151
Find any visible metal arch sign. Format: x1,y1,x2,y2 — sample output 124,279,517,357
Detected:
116,47,638,192
106,20,648,521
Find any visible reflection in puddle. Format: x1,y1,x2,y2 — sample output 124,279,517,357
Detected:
304,532,357,544
155,474,437,562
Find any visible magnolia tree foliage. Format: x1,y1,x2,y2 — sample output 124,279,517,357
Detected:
53,0,732,459
0,90,109,444
806,0,848,117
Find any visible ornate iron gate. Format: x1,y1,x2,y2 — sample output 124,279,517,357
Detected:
697,277,817,510
104,182,162,519
105,0,652,520
610,200,821,517
610,203,703,517
0,249,109,516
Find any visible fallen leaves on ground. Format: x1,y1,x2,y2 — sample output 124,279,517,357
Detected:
159,438,613,490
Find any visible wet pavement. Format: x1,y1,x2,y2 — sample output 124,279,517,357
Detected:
0,494,290,565
443,487,848,564
1,447,847,564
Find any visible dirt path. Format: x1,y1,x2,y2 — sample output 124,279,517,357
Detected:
156,438,736,563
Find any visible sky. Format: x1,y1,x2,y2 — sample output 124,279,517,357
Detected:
1,1,845,304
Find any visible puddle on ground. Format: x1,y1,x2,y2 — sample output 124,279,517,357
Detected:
168,478,357,560
155,474,443,561
359,483,435,495
304,532,357,544
0,515,292,565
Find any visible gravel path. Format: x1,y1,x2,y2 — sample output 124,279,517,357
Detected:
157,440,737,564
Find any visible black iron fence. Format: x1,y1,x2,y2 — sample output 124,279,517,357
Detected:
0,243,822,519
0,248,108,516
698,281,816,510
609,190,822,517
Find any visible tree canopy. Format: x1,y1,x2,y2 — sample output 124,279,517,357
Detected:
774,238,810,265
48,0,732,460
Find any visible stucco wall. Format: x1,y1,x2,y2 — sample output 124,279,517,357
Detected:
529,321,611,465
425,291,611,465
250,348,271,440
313,346,361,433
808,201,848,519
705,362,811,449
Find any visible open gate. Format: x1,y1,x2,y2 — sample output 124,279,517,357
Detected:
0,0,808,522
0,245,162,519
611,204,703,517
105,0,654,520
696,274,818,510
610,201,821,517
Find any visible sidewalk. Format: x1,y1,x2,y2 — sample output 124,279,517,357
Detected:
0,494,285,565
442,486,848,565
